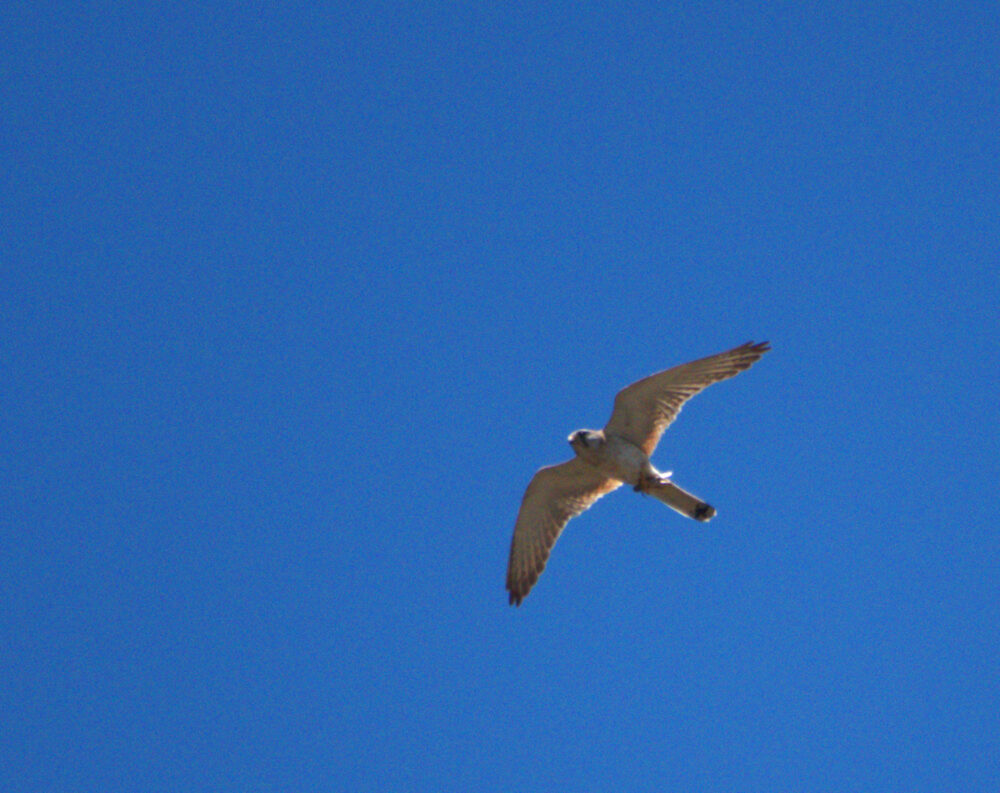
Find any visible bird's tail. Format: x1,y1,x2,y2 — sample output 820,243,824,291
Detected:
642,478,716,522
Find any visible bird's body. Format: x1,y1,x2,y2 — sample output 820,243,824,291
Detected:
506,341,770,606
569,430,651,486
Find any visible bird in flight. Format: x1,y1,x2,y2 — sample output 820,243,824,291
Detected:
505,341,770,606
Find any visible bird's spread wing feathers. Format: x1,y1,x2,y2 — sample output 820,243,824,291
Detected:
604,341,770,455
505,458,621,605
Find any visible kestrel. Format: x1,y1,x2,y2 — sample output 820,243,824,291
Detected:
505,341,770,605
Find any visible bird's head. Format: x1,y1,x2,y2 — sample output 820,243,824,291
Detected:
568,429,597,451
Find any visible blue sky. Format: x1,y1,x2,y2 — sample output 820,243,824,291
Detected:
4,2,999,790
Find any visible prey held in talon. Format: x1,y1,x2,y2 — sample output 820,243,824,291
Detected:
505,341,770,606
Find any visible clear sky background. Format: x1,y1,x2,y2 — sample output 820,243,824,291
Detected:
4,2,999,791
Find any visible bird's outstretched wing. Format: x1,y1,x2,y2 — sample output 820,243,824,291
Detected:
604,341,770,456
506,458,621,605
